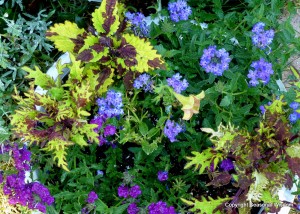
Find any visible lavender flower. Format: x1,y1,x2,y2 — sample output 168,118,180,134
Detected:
252,22,275,50
87,191,98,203
125,12,149,37
118,185,129,198
133,73,153,92
164,120,183,142
247,58,274,86
127,203,139,214
12,145,31,171
220,158,234,171
90,116,106,133
259,105,266,114
290,102,299,110
96,90,124,118
168,0,192,22
103,125,117,137
157,171,168,182
148,201,176,214
289,112,300,124
167,73,189,93
129,185,142,198
200,45,231,76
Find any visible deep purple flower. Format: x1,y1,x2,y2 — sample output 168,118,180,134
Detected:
104,125,117,137
127,203,139,214
87,191,98,203
200,45,231,76
12,145,31,171
252,22,274,50
220,158,234,171
148,201,176,214
90,116,106,133
247,58,273,86
0,171,3,184
158,171,168,181
167,73,189,93
118,185,129,198
168,0,192,22
133,73,153,92
164,120,183,142
129,185,142,198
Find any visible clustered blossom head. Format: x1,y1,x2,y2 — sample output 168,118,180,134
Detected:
168,0,192,22
289,102,300,123
133,73,153,92
125,12,149,37
164,120,184,142
1,144,54,213
200,45,231,76
167,73,189,93
157,171,168,182
127,203,140,214
247,58,274,86
148,201,176,214
252,22,275,50
97,90,123,118
118,184,141,199
129,185,142,198
87,191,98,203
220,158,234,171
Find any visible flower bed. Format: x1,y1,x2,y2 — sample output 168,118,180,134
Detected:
1,0,300,213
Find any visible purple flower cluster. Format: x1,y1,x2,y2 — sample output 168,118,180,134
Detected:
125,12,149,37
252,22,275,50
247,58,274,86
200,45,231,76
164,120,183,142
87,191,98,203
127,203,139,214
118,184,141,199
167,73,189,93
1,144,54,213
289,102,300,123
133,73,153,92
157,171,168,182
168,0,192,22
220,158,234,171
148,201,176,214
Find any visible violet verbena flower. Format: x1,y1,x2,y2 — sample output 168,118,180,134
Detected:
164,120,183,142
127,203,140,214
259,105,266,114
200,45,231,76
125,12,149,37
96,90,124,118
157,171,168,182
133,73,153,92
168,0,192,22
118,185,129,198
129,185,142,198
12,144,31,171
90,116,106,133
167,73,189,93
103,125,117,137
87,191,98,203
290,102,299,110
148,201,176,214
289,112,300,124
247,58,274,87
252,22,275,50
220,158,234,171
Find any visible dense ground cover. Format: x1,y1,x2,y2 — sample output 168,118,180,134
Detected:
1,0,300,213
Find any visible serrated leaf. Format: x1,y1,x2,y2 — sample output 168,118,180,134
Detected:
71,133,88,147
49,87,64,100
46,21,85,52
141,140,158,155
23,66,55,89
286,144,300,158
184,150,214,174
220,95,232,107
139,122,148,136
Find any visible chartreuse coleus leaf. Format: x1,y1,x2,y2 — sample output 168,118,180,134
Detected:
181,196,231,213
46,21,85,52
23,66,55,90
247,170,269,202
91,0,120,36
286,144,300,158
172,90,205,120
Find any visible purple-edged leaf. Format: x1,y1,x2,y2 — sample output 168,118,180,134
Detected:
96,67,112,91
286,156,300,176
91,44,104,53
123,71,134,90
77,50,93,62
207,171,232,187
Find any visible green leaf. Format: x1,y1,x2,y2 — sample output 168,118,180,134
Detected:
23,66,55,89
147,128,159,138
49,87,64,100
139,122,148,136
184,150,214,174
220,95,232,107
141,140,158,155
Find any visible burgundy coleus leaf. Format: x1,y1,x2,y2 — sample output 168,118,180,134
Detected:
123,71,134,90
91,44,104,53
273,118,291,143
77,50,94,62
102,0,117,35
237,175,253,190
88,25,97,36
207,171,232,187
284,173,293,189
118,37,136,58
148,58,166,70
99,37,113,47
96,67,111,91
286,156,300,176
71,32,88,53
116,64,126,76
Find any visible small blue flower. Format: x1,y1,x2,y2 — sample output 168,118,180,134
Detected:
133,73,153,92
289,112,299,123
125,12,149,37
164,120,183,142
168,0,192,22
247,58,273,87
289,102,299,110
251,22,274,50
167,73,189,93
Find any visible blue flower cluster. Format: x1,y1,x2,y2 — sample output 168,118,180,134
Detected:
168,0,192,22
164,120,183,142
247,58,274,86
289,102,300,123
125,12,149,37
167,73,188,93
96,90,124,118
199,45,231,76
133,73,153,92
252,22,275,50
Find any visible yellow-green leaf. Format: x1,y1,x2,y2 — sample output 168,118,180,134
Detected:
23,66,55,89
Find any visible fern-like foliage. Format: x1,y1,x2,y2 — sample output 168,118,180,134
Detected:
46,0,165,94
11,55,99,171
185,96,300,213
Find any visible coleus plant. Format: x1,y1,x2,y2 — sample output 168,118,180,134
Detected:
45,0,165,90
182,96,300,213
